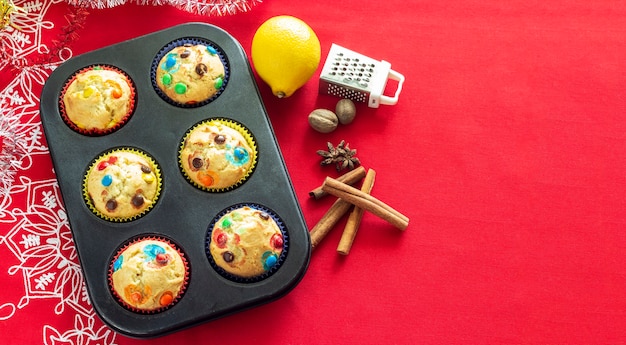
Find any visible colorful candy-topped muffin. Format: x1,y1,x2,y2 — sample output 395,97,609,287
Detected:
155,43,226,105
110,237,188,313
61,65,135,135
207,205,287,281
84,149,161,222
179,119,256,192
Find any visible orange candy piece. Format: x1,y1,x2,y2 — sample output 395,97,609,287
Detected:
105,80,123,99
197,171,218,187
160,291,174,306
124,284,152,306
131,291,142,302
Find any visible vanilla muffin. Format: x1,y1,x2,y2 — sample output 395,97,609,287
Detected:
61,66,135,134
84,149,161,221
179,119,256,191
110,238,188,312
207,205,286,280
155,43,226,105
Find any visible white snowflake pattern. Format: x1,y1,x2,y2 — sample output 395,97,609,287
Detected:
43,314,118,345
0,1,118,344
1,1,263,343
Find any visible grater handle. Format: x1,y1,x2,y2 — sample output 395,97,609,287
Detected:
379,68,405,106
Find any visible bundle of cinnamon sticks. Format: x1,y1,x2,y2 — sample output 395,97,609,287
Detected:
308,166,409,255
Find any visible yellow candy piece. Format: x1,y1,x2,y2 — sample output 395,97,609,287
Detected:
82,86,95,98
142,173,155,184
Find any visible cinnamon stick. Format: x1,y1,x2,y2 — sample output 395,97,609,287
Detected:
321,177,409,231
337,169,376,255
308,166,366,199
309,198,353,249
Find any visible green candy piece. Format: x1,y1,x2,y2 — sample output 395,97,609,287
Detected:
174,82,187,94
221,217,232,228
161,73,172,86
214,77,223,89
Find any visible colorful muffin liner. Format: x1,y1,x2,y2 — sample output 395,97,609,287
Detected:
108,235,190,314
150,37,230,108
205,203,289,284
59,65,137,136
82,147,162,223
178,118,258,193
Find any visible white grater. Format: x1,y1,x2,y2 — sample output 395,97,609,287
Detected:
319,43,405,108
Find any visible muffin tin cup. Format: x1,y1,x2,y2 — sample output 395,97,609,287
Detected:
179,118,258,192
206,203,289,283
151,37,230,108
59,65,137,136
83,147,163,222
39,23,311,339
108,234,190,314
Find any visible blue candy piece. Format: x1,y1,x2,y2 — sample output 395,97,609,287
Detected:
235,147,247,160
101,174,113,187
262,251,278,271
164,54,177,70
225,146,250,166
113,255,123,272
206,45,218,55
143,244,165,261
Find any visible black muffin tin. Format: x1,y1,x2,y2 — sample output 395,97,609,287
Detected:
39,23,311,338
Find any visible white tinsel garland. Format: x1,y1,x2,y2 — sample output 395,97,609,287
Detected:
65,0,263,16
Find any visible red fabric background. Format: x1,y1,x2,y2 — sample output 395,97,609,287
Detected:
2,0,626,343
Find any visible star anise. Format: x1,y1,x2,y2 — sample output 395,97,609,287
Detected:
317,140,360,172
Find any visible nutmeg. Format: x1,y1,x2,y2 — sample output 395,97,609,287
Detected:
335,99,356,124
308,109,338,133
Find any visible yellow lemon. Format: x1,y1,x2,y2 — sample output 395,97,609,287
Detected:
251,15,321,98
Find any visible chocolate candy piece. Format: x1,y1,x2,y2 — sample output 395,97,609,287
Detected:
140,164,152,174
223,251,234,263
106,199,118,211
180,49,191,58
195,63,207,76
214,134,226,145
192,157,203,169
131,194,144,208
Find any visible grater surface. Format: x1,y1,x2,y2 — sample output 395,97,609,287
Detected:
319,44,405,108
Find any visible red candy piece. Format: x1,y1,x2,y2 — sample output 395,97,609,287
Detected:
97,156,118,171
270,233,284,249
155,253,170,265
213,230,228,248
97,161,109,171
